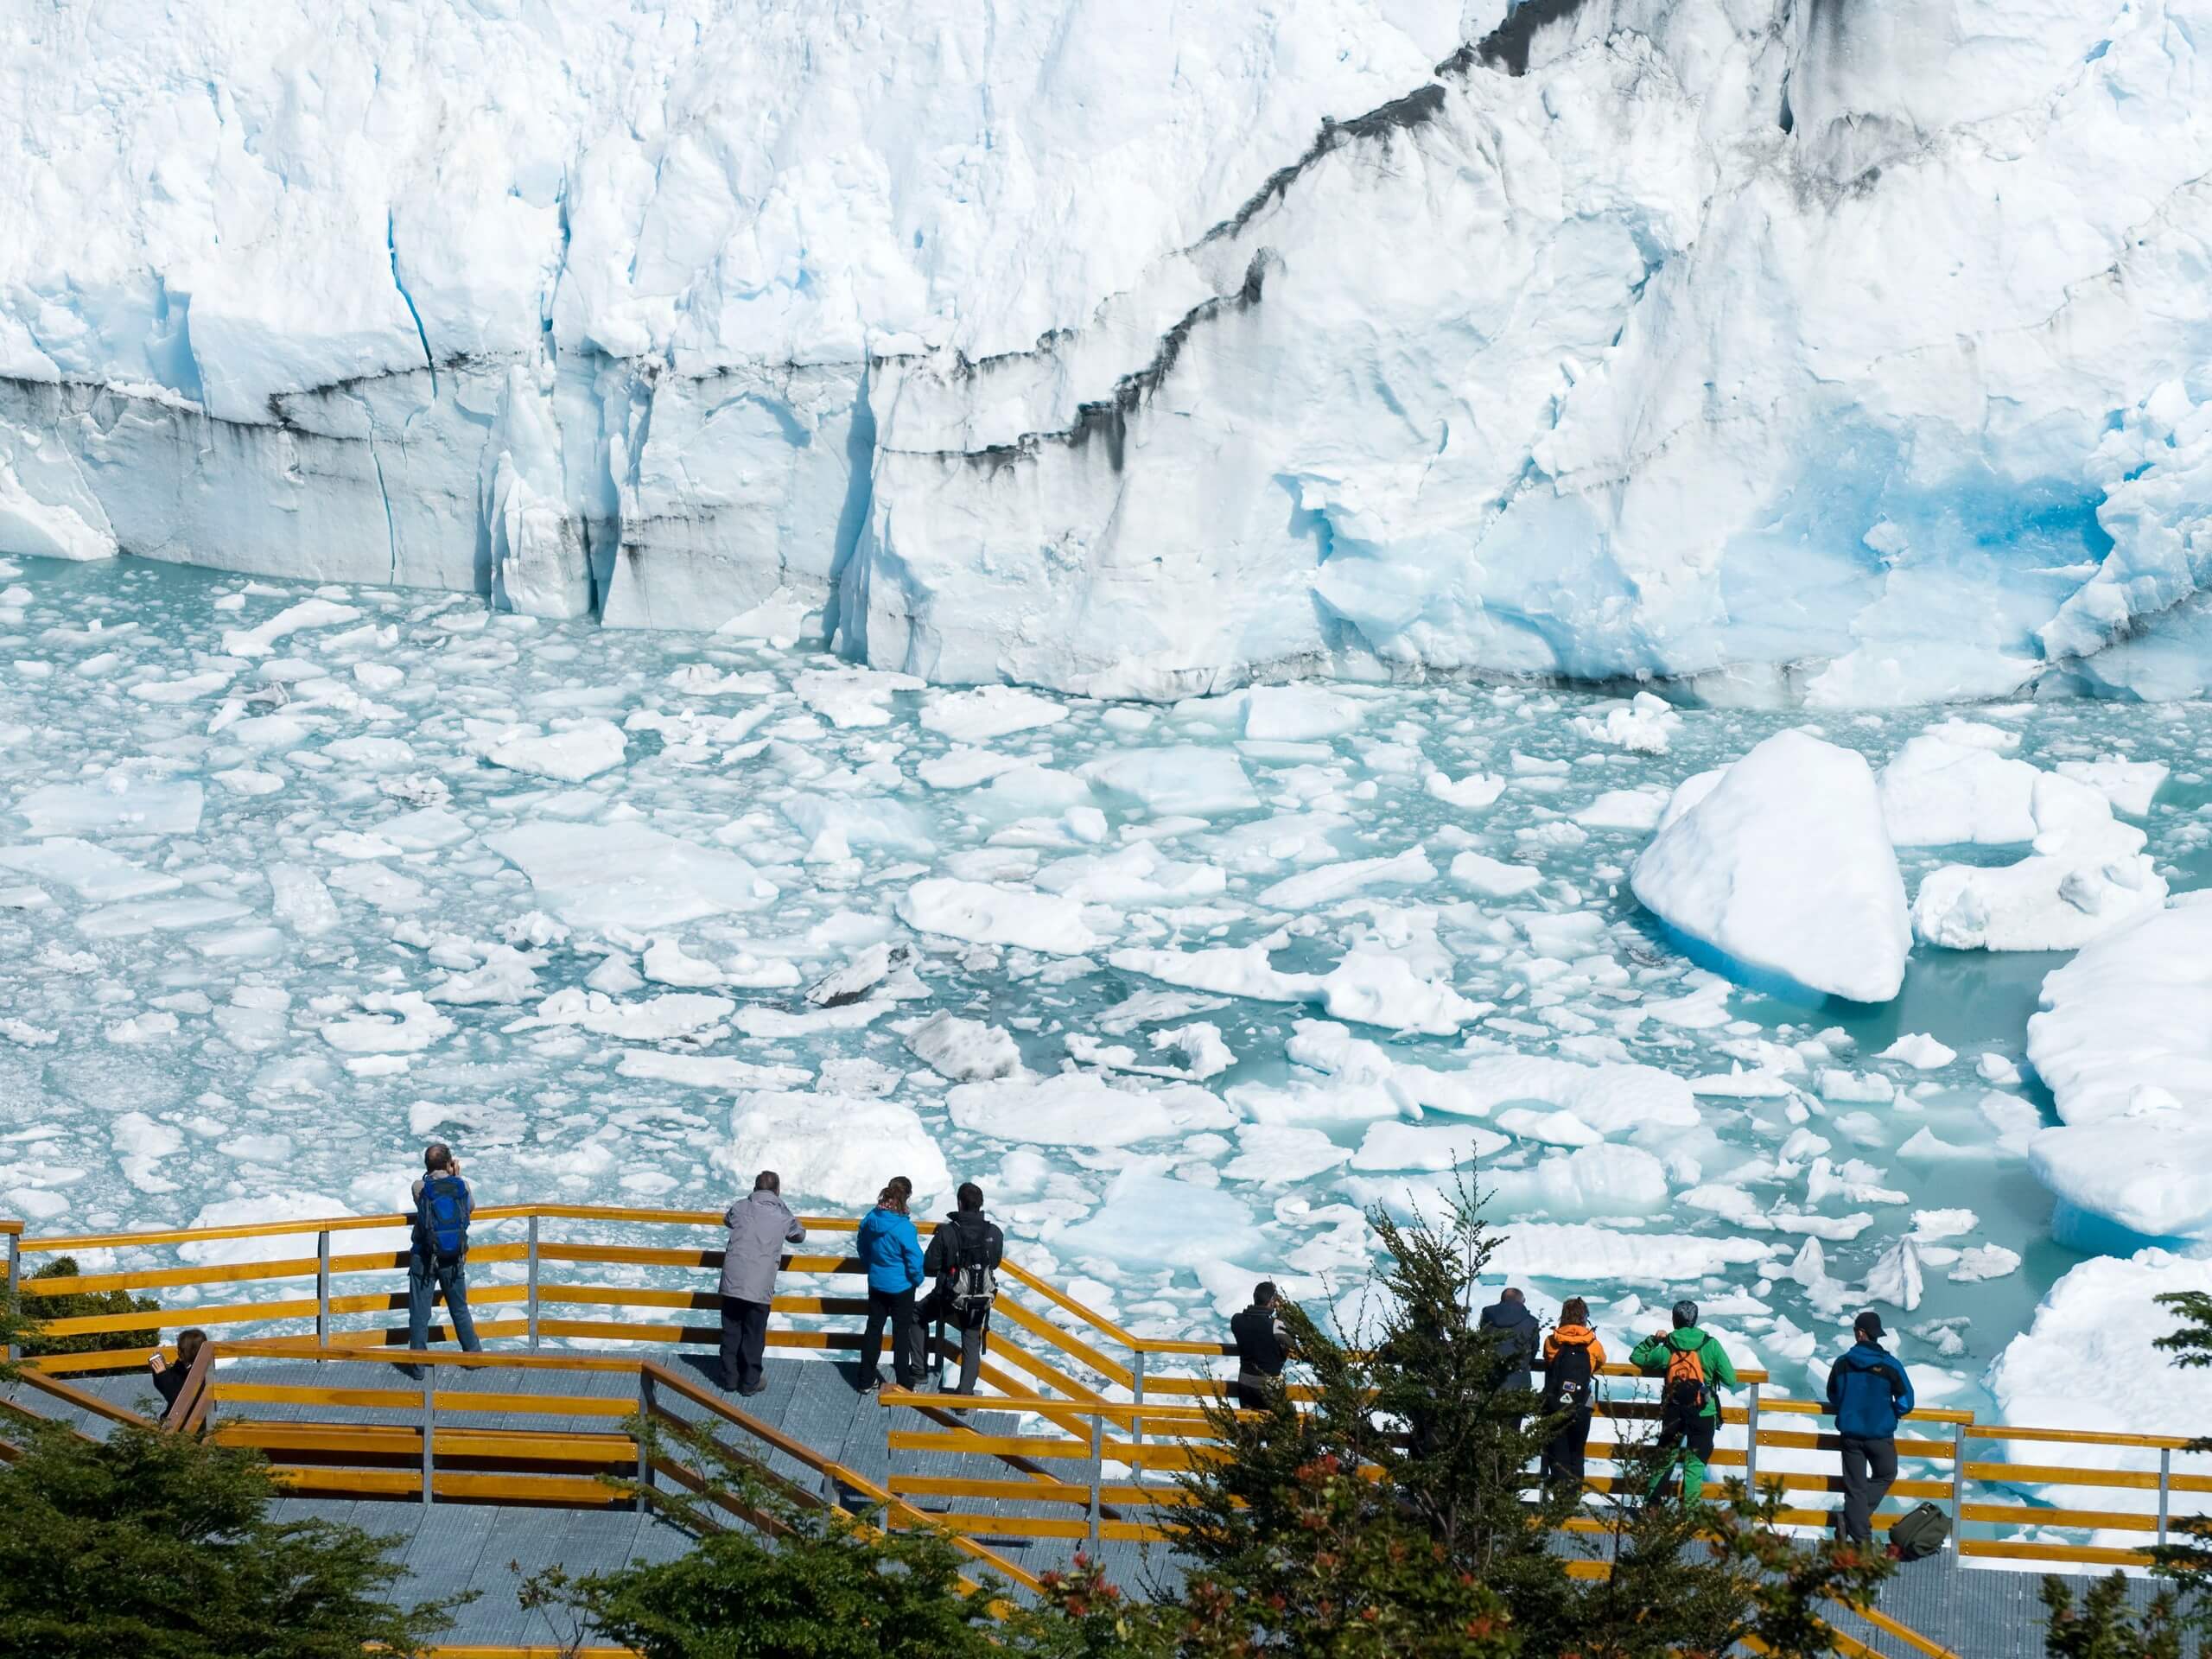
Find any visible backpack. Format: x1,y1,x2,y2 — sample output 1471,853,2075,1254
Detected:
1889,1502,1951,1562
1544,1336,1596,1414
417,1174,470,1264
944,1224,997,1319
1661,1333,1708,1431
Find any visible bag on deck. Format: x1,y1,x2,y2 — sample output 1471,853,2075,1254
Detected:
417,1174,470,1263
1889,1502,1951,1561
1661,1334,1708,1432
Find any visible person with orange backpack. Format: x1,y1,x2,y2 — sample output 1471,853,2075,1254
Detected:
1630,1300,1738,1502
1540,1298,1607,1488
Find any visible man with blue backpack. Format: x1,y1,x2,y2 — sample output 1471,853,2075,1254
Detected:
404,1142,480,1371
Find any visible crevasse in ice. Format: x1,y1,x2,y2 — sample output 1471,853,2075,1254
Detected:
5,0,2212,699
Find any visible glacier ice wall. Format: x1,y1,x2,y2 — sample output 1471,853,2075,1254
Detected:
3,0,2210,700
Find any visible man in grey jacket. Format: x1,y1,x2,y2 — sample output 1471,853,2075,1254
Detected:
720,1170,804,1395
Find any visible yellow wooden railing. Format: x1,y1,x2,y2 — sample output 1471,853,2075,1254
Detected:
4,1205,2205,1576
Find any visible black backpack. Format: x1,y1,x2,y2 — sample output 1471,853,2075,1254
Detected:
943,1224,997,1319
1544,1337,1596,1413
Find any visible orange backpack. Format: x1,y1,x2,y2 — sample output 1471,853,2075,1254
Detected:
1662,1334,1708,1430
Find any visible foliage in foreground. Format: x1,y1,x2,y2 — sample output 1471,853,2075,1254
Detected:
13,1255,162,1357
532,1179,1892,1659
0,1423,453,1659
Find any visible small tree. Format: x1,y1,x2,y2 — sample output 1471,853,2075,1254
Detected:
0,1423,451,1659
2044,1574,2188,1659
14,1256,161,1358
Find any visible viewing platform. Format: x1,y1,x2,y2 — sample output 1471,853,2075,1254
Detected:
4,1207,2200,1658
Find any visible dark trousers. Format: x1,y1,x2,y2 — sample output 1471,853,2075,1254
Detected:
860,1286,920,1388
1840,1433,1899,1542
1542,1410,1592,1488
720,1295,770,1392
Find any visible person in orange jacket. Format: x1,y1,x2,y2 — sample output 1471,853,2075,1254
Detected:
1541,1298,1607,1489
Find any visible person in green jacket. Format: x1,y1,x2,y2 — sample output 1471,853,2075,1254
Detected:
1630,1300,1739,1502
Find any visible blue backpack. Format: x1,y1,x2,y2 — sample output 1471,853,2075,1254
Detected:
417,1174,470,1263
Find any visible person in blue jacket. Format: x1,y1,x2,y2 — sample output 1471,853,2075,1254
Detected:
1826,1310,1916,1546
855,1176,926,1392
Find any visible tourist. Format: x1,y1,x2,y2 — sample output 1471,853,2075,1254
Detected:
1630,1300,1738,1502
1477,1285,1541,1395
922,1183,1002,1396
1540,1298,1605,1487
1230,1281,1290,1409
721,1170,804,1396
855,1176,925,1392
1827,1310,1915,1546
149,1326,207,1424
405,1142,480,1373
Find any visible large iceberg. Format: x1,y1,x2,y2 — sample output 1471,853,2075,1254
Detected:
5,0,2212,698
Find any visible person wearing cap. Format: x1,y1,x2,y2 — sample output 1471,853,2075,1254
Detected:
1630,1299,1738,1502
1827,1311,1916,1547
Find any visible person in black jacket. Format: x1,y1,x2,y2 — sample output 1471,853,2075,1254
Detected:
922,1182,1004,1396
1477,1286,1541,1397
1230,1282,1289,1408
149,1327,207,1424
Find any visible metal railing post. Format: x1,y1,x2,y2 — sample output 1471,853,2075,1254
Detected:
4,1226,19,1364
421,1370,436,1506
1744,1380,1760,1491
1087,1412,1103,1551
526,1214,541,1351
315,1228,331,1346
2158,1447,2172,1548
637,1370,655,1511
1949,1422,1967,1568
1132,1349,1147,1487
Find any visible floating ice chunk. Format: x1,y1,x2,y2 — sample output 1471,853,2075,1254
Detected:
1256,847,1434,909
114,1111,183,1193
321,992,454,1055
1631,732,1909,1003
1350,1120,1510,1170
15,778,203,836
1052,1169,1255,1268
130,670,236,703
613,1051,810,1091
78,895,251,937
919,747,1028,790
488,822,768,930
1949,1244,2021,1282
1569,692,1681,755
1495,1107,1605,1147
379,807,472,851
1077,747,1258,817
1986,1251,2212,1500
1483,1224,1778,1287
317,831,403,860
2056,759,2169,817
1068,1022,1233,1082
904,1012,1026,1082
1424,770,1505,810
1243,685,1362,741
946,1071,1236,1147
517,987,733,1040
1816,1069,1893,1103
1447,851,1542,897
1878,737,2043,845
268,864,340,934
478,718,626,781
714,1091,950,1211
642,937,728,988
784,793,934,854
792,666,922,728
1486,1143,1672,1215
2027,906,2212,1135
2029,1116,2212,1241
220,599,361,658
1911,1209,1977,1240
919,684,1069,741
1911,833,2167,950
897,877,1101,955
1573,787,1671,832
1878,1033,1956,1070
1863,1236,1925,1311
1427,1054,1701,1135
1034,843,1224,905
105,1010,180,1045
1318,952,1484,1036
325,735,417,770
0,839,181,900
1224,1123,1351,1183
328,862,428,912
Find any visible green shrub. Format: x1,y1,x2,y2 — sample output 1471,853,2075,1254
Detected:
16,1255,162,1357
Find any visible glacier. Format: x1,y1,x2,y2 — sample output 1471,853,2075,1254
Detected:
4,0,2211,699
